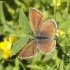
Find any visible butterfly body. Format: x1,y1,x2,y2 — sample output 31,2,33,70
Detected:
18,8,57,59
34,35,52,42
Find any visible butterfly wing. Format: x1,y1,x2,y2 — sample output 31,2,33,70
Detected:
40,19,57,38
37,19,57,54
29,8,44,35
37,40,56,54
18,40,37,59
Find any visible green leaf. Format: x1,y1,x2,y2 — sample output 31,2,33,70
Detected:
56,12,63,23
11,29,26,37
19,7,31,34
0,49,2,59
42,50,56,62
10,36,29,57
59,60,64,70
0,3,13,32
27,65,44,70
59,20,70,30
56,57,61,68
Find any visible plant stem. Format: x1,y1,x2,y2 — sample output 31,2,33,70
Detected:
54,0,57,21
19,59,26,70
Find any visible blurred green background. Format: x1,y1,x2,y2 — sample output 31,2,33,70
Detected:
0,0,70,70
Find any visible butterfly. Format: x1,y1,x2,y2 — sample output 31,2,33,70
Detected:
18,8,57,59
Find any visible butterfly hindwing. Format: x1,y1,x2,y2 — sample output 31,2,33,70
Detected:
18,40,37,59
37,40,56,54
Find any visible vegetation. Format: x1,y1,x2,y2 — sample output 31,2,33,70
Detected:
0,0,70,70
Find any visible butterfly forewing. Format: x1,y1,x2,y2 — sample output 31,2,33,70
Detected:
37,40,56,54
18,40,37,59
40,19,57,38
29,8,44,35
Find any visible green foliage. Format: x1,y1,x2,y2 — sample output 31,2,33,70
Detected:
11,36,29,57
0,3,13,32
0,0,70,70
19,8,31,34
